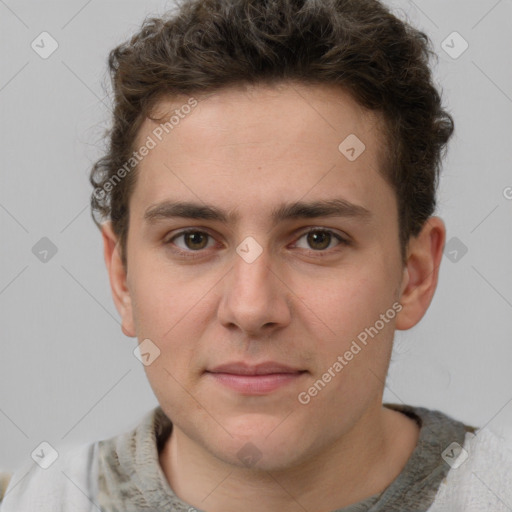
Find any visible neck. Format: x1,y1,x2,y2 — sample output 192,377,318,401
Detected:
159,404,419,512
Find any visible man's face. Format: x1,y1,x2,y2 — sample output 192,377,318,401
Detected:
121,82,406,470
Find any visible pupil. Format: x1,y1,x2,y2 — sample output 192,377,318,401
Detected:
308,231,330,250
187,232,206,249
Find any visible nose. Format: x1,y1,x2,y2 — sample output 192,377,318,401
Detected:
217,241,292,337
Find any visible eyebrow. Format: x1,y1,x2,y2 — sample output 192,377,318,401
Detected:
144,198,372,225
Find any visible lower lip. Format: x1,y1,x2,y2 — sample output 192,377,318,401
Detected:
207,372,306,394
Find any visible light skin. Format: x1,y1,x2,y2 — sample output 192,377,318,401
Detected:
102,82,445,511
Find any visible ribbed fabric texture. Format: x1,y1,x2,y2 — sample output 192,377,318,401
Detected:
4,403,511,511
95,403,471,511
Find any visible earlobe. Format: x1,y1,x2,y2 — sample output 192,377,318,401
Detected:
101,222,136,337
395,216,446,331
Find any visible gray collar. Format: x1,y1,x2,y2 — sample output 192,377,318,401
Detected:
96,403,473,511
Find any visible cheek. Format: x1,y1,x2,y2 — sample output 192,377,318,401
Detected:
129,273,171,336
128,254,203,337
128,261,213,378
297,282,397,423
293,259,399,403
298,264,397,345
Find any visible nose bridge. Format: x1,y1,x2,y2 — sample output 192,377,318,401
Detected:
231,239,274,304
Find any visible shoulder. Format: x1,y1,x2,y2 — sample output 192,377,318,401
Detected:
0,441,99,512
0,407,164,511
0,473,12,502
429,427,512,512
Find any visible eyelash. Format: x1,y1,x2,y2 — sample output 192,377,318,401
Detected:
164,228,350,259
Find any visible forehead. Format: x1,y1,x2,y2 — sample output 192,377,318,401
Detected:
141,82,383,157
130,82,394,225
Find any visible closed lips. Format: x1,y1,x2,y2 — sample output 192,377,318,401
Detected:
207,362,306,375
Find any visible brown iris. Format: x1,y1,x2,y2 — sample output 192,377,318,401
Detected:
184,231,209,250
306,230,332,250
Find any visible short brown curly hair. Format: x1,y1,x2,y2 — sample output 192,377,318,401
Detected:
90,0,454,268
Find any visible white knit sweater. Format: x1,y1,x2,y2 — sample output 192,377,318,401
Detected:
428,428,512,511
1,427,511,511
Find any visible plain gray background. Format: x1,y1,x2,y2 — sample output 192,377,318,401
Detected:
1,0,511,472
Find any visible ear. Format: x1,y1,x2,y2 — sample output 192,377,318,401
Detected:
395,216,446,330
101,221,136,337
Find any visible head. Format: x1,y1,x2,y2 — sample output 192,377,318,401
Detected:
94,0,452,471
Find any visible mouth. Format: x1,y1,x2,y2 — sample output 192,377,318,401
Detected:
205,362,308,395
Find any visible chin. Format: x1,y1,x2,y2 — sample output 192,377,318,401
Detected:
208,423,315,472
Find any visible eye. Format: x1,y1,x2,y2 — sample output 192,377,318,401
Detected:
167,230,216,251
164,227,349,259
294,228,348,252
